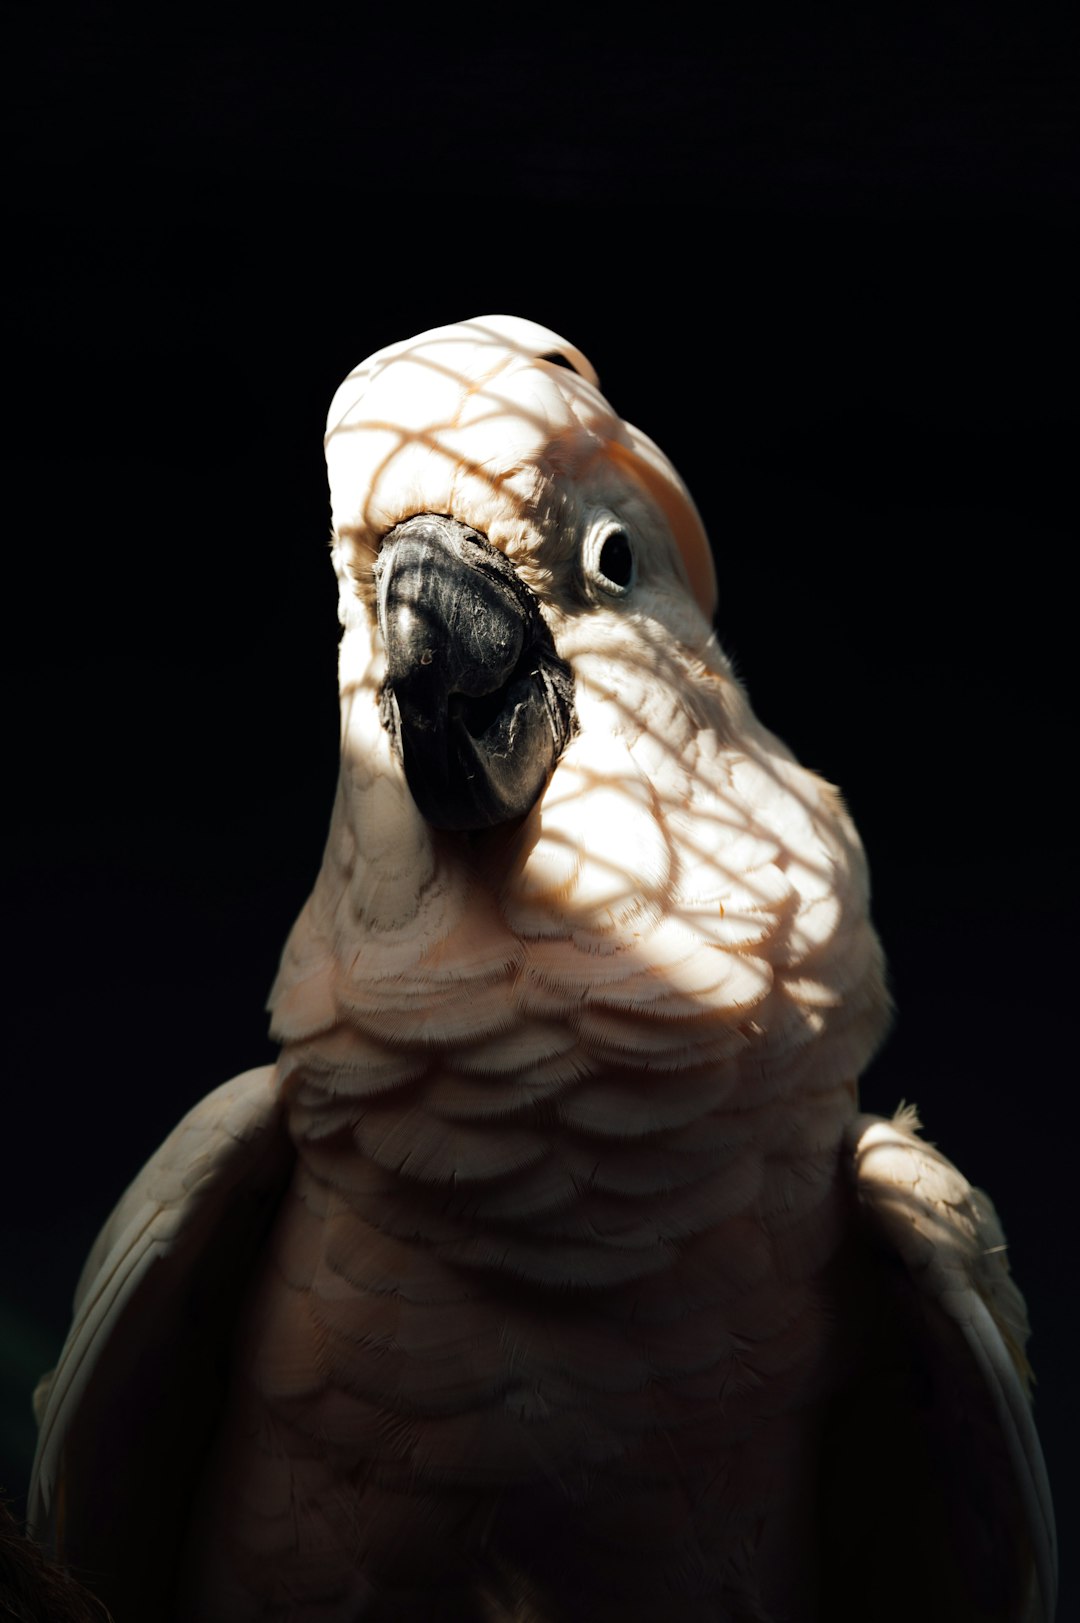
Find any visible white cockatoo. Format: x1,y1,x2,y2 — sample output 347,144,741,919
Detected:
30,317,1055,1622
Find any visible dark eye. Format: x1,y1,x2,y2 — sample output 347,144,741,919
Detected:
597,530,633,588
582,514,637,599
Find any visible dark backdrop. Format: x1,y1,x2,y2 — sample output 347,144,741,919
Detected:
4,6,1076,1607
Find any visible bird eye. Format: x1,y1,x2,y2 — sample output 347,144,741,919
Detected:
598,530,633,588
582,515,637,599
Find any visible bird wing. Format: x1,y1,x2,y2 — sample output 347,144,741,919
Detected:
820,1108,1057,1623
28,1065,292,1616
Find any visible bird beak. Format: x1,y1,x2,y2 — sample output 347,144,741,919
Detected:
375,515,576,830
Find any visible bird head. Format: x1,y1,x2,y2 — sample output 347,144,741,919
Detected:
323,314,718,833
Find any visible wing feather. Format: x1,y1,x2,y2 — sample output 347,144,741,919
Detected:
28,1066,293,1618
841,1109,1057,1623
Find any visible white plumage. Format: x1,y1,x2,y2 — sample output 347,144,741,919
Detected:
30,317,1055,1621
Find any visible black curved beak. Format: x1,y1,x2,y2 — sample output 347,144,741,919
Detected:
375,515,576,830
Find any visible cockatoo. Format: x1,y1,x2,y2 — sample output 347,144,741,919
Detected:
29,317,1056,1622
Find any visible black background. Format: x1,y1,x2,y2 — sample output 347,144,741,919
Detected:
3,4,1076,1606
